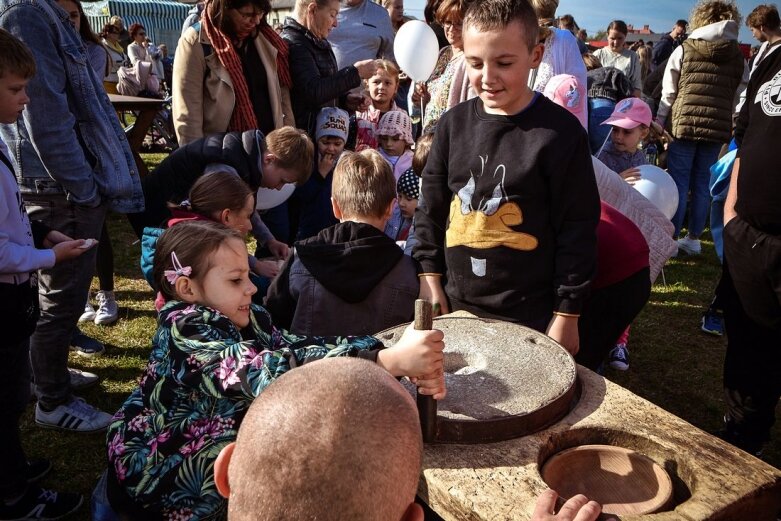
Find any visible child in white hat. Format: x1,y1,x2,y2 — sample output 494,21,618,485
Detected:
375,110,414,181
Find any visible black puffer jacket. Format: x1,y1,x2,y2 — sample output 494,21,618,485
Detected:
127,130,265,237
281,17,361,136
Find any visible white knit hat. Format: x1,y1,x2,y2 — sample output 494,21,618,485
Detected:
376,110,414,146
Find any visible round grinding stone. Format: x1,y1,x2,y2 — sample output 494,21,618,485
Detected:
375,315,578,443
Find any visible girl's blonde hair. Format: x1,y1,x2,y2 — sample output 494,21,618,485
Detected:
689,0,741,30
364,59,400,90
154,221,244,301
636,45,651,83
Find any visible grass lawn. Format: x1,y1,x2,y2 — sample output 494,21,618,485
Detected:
17,153,780,520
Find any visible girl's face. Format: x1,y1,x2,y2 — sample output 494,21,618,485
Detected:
367,69,398,109
386,0,404,26
378,134,407,156
57,0,80,32
307,0,340,39
188,238,257,328
397,193,417,219
217,194,255,235
607,29,627,53
317,136,345,157
609,125,647,153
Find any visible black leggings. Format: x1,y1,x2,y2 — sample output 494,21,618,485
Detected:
96,223,114,292
576,267,652,370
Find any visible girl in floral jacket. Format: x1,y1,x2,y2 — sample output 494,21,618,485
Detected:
105,221,445,520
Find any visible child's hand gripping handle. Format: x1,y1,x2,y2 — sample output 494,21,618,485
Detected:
415,299,437,443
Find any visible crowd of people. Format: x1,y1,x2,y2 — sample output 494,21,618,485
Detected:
0,0,779,519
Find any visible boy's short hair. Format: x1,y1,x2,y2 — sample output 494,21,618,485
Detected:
412,132,435,175
463,0,540,51
332,150,396,219
265,127,315,184
0,29,36,79
746,4,780,30
689,0,741,30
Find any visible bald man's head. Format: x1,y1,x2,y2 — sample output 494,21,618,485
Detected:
220,358,423,521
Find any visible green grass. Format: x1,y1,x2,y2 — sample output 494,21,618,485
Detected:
18,153,780,519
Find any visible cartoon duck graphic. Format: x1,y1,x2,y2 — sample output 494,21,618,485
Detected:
447,156,538,276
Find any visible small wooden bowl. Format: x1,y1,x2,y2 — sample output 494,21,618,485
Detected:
541,444,673,515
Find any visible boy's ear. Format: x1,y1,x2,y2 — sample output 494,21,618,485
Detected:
214,442,236,498
383,199,395,221
263,152,276,165
331,197,344,220
174,277,199,303
530,42,544,68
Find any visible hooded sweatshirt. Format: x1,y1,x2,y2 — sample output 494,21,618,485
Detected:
265,221,418,335
657,20,748,142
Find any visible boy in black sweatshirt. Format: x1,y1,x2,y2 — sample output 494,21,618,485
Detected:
413,0,600,355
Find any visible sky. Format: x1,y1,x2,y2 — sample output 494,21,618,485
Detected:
403,0,761,44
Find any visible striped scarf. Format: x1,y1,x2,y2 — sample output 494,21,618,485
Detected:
201,5,257,132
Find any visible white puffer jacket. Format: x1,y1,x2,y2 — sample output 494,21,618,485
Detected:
592,157,677,282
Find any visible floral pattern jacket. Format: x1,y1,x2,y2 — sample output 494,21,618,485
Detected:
106,300,381,520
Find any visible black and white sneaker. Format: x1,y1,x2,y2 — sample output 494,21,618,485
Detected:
0,486,82,520
34,398,112,433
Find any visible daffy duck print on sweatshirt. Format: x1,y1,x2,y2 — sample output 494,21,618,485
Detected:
413,95,600,325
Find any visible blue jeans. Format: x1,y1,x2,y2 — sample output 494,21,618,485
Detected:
24,195,107,409
588,97,615,154
666,139,721,238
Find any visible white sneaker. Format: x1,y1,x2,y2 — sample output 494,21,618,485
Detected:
68,367,100,390
35,397,113,433
79,300,96,322
94,290,118,325
676,236,701,256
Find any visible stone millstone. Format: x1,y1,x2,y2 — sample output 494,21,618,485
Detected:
375,314,577,443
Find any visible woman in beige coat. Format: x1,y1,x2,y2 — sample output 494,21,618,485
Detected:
173,0,295,146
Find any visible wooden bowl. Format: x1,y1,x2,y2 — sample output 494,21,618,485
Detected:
541,444,673,515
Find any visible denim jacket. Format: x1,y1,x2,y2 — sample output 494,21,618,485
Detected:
0,0,144,213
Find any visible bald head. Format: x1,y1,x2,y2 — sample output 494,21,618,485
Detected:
225,358,423,521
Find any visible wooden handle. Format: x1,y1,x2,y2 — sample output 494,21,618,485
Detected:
414,299,437,443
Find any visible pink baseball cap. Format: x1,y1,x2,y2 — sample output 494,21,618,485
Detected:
543,74,586,130
601,98,652,129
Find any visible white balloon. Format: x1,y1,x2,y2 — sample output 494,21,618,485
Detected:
256,184,295,210
394,20,439,82
631,165,679,221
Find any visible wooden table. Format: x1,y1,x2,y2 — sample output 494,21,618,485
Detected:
417,366,781,520
109,93,165,177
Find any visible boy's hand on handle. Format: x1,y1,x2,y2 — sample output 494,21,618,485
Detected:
52,239,91,264
354,59,378,79
418,275,449,316
531,489,602,521
377,325,445,395
411,370,446,400
546,314,580,356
